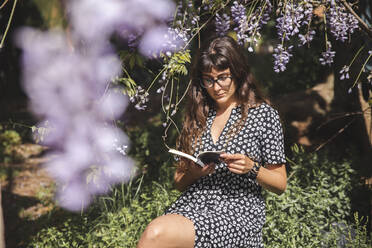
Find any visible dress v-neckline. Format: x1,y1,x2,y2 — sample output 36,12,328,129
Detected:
209,106,239,146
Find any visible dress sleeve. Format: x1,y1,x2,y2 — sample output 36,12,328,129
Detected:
259,105,286,166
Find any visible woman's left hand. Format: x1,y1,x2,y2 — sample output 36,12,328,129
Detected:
219,153,254,174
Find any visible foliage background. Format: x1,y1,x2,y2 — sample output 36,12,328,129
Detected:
0,0,371,247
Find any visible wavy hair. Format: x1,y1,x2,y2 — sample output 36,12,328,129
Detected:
176,36,268,171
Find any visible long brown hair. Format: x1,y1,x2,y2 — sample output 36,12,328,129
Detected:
177,36,268,171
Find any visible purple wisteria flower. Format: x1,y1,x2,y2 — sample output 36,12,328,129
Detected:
273,44,293,73
302,1,314,25
130,86,149,110
298,30,316,46
231,0,272,47
231,1,249,45
127,33,140,50
139,26,187,57
16,28,135,211
173,0,199,37
276,2,305,41
339,65,350,80
319,42,336,66
327,1,359,42
69,0,176,57
16,0,177,211
215,13,230,36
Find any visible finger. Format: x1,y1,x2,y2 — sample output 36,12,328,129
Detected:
220,153,245,160
228,167,244,175
228,163,245,171
225,160,246,167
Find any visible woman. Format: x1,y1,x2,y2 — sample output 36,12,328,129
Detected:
137,36,287,248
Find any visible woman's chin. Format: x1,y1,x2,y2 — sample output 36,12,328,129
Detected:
214,97,229,106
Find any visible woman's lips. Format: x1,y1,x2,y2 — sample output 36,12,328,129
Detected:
215,93,225,98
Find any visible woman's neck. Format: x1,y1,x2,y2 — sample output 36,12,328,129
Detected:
216,100,239,115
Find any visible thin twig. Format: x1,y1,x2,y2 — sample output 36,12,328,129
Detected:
316,106,371,130
0,0,18,49
0,0,9,10
340,0,372,39
313,118,356,152
182,0,232,50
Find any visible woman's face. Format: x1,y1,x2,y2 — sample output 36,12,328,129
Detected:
202,67,238,109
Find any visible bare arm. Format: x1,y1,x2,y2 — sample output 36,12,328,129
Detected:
220,153,287,195
256,164,286,195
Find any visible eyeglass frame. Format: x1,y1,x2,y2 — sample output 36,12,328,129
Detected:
199,74,233,89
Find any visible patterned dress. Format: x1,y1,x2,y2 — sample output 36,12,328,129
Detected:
164,103,286,248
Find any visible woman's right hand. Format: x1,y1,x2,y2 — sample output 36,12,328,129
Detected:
188,162,216,179
174,160,215,191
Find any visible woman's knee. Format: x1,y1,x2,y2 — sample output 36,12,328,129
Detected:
137,214,195,248
141,220,166,242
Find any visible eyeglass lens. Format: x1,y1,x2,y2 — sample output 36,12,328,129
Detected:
202,76,231,88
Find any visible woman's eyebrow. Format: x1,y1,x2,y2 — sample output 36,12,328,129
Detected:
202,72,230,78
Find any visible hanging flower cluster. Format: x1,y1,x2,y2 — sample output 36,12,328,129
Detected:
270,0,359,73
215,13,230,37
327,1,359,42
16,0,176,211
319,41,336,66
273,44,293,73
231,0,272,50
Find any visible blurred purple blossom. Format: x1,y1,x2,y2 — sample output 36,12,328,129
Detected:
68,0,125,42
327,1,359,42
128,33,139,50
69,0,174,40
15,0,178,211
139,26,187,58
16,28,135,211
68,0,176,58
319,42,336,66
273,44,293,73
339,65,350,80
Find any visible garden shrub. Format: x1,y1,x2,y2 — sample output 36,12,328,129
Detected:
263,148,365,247
30,148,372,247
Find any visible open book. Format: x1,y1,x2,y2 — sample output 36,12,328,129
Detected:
169,149,224,167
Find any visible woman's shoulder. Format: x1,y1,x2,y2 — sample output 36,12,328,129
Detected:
249,102,279,117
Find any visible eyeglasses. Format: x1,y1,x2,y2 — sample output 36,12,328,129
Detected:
200,75,233,88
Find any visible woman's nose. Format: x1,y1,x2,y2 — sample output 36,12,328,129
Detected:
213,81,222,91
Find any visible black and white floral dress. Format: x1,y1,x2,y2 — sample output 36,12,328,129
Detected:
164,103,286,248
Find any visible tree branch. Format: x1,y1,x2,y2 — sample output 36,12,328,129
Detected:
340,0,372,39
